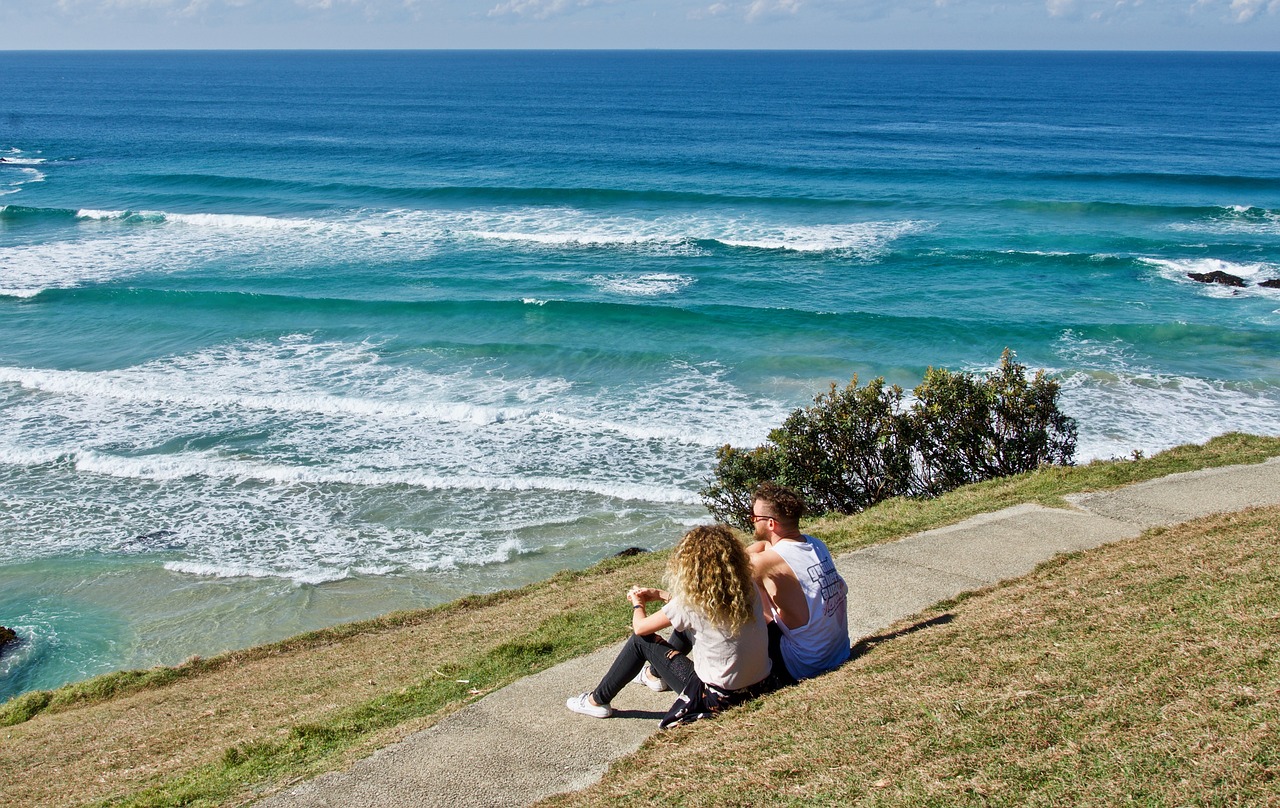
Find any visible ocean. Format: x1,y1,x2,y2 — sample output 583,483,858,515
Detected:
2,50,1278,702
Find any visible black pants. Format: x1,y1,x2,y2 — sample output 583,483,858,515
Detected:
591,630,694,706
767,621,798,687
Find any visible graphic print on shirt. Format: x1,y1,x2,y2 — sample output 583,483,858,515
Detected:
806,555,846,617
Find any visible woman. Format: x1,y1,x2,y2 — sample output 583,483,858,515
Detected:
565,523,773,728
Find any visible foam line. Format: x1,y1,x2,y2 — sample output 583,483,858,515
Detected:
70,449,701,504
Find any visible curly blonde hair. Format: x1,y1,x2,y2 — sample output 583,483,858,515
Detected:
665,524,756,635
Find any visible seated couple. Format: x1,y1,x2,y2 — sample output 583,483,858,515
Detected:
566,482,850,728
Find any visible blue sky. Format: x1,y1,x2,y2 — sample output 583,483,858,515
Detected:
3,0,1278,50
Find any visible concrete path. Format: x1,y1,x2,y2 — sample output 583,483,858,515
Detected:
260,458,1280,808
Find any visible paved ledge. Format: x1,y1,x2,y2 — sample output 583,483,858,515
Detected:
1065,456,1280,529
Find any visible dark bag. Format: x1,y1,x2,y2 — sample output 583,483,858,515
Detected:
659,674,772,729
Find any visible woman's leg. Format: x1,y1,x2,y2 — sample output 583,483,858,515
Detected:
591,633,666,705
667,629,693,654
642,635,695,694
592,632,697,705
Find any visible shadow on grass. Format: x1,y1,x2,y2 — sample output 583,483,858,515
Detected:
849,613,955,663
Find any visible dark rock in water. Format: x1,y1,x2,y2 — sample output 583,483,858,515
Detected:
135,529,178,541
120,529,187,552
1260,278,1280,289
0,626,18,659
614,547,649,558
1187,270,1246,288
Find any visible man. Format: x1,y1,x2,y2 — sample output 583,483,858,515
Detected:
747,481,850,683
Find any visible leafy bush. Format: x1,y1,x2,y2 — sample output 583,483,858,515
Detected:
913,349,1077,495
700,444,784,533
771,376,916,519
701,350,1077,529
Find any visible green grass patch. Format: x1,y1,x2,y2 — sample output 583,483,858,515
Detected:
811,432,1280,555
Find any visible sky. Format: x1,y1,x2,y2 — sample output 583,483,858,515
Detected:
0,0,1278,50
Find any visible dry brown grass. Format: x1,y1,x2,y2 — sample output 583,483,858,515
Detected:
544,507,1280,807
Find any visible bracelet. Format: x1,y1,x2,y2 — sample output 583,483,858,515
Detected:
633,604,644,610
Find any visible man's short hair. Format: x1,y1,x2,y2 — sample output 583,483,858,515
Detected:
752,481,805,522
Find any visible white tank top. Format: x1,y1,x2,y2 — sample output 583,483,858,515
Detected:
771,535,851,680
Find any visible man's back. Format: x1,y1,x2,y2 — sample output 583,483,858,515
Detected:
760,535,850,680
749,539,810,630
748,482,852,680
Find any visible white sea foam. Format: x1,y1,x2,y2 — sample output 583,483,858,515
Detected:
1053,332,1280,461
1139,257,1280,298
1,203,928,296
0,157,48,196
454,208,701,255
0,208,440,297
163,561,353,585
69,448,699,503
1,446,697,584
0,445,69,468
0,330,787,585
1170,206,1280,236
0,148,46,166
0,333,772,522
452,208,927,257
77,209,127,220
0,364,531,427
587,272,694,297
716,220,929,255
0,361,737,446
403,536,530,572
0,166,45,194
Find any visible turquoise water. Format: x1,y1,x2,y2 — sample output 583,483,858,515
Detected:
2,51,1279,701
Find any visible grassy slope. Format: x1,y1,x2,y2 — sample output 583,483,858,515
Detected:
542,506,1280,807
0,432,1277,807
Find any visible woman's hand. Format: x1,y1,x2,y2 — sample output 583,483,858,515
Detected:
627,586,674,636
628,586,666,606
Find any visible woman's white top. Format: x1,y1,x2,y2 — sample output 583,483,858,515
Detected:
663,592,771,690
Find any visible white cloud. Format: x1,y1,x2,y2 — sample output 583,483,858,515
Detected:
487,0,597,18
48,0,415,17
1191,0,1279,21
688,1,731,18
1227,0,1276,21
745,0,800,21
1045,0,1077,16
58,0,172,9
686,0,799,21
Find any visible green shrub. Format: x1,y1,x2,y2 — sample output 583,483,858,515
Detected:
912,349,1077,495
700,444,784,532
771,376,915,521
700,349,1077,527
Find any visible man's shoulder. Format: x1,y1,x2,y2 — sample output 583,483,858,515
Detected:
800,534,834,556
749,542,796,577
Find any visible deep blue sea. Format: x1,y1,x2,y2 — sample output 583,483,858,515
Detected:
2,51,1279,701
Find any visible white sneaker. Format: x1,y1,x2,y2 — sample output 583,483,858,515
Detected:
565,692,612,718
632,664,670,692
